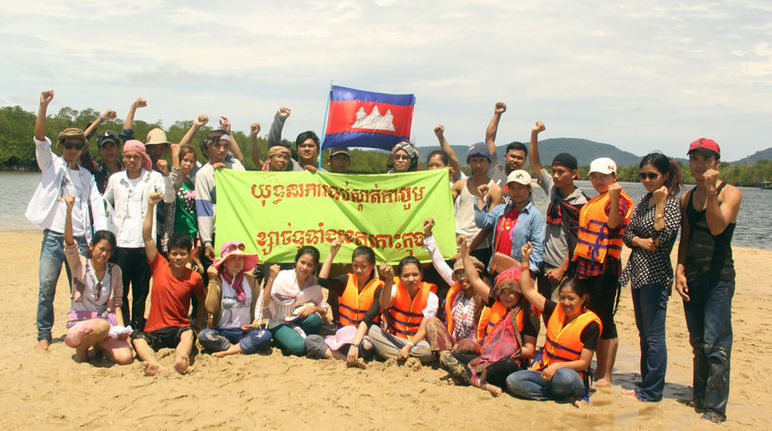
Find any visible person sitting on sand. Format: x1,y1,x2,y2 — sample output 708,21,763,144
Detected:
62,195,133,365
506,242,601,405
131,193,205,375
422,233,538,396
198,241,271,357
368,256,438,365
261,246,327,356
305,239,385,367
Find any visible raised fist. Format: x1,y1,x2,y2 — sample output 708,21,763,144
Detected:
250,122,261,136
278,106,291,118
329,238,343,255
652,186,668,205
423,218,435,236
148,192,163,205
102,109,118,121
63,194,75,209
194,114,209,127
269,264,281,279
433,125,444,138
607,182,622,199
40,90,54,105
478,183,490,197
494,102,506,114
219,116,231,133
533,121,545,133
133,97,147,108
156,159,169,177
378,262,394,280
702,169,720,193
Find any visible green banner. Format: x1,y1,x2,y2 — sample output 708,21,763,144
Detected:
214,169,457,264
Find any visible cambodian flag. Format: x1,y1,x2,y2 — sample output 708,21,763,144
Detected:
322,85,416,151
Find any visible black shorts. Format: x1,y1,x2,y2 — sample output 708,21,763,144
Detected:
133,326,193,351
585,272,619,340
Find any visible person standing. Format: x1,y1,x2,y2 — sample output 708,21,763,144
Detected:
675,138,741,424
103,140,173,331
26,90,105,349
620,153,682,402
484,102,527,190
528,121,587,300
572,157,633,386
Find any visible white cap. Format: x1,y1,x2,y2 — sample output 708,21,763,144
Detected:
506,169,532,186
589,157,617,175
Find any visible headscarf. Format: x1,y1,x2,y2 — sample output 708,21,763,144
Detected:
122,140,152,171
391,141,420,172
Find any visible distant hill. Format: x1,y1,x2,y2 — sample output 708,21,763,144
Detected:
417,137,641,167
731,147,772,165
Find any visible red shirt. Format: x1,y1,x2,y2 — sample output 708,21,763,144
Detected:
495,208,520,255
144,253,205,332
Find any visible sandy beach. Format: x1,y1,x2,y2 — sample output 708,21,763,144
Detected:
0,230,769,430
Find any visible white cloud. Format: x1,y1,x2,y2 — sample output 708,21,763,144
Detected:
0,0,770,161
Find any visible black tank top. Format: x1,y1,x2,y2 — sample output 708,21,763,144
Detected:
684,182,735,282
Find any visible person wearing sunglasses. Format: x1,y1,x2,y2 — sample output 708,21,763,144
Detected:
387,141,420,173
26,90,108,350
619,153,682,402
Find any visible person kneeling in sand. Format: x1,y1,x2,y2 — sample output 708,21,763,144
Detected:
62,195,133,365
132,193,205,376
199,241,271,357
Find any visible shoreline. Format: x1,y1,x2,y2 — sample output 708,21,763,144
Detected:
1,231,770,429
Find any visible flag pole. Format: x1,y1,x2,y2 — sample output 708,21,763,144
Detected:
319,81,333,170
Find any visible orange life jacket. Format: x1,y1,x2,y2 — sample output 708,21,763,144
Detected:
476,301,526,345
443,283,463,335
337,274,383,329
573,190,633,264
531,306,601,376
387,278,435,341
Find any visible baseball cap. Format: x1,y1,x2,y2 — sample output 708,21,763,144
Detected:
506,169,532,186
687,138,720,159
466,143,492,163
589,157,617,175
330,147,350,158
551,152,577,170
97,130,120,148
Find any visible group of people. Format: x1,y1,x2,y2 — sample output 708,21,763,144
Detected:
27,91,741,423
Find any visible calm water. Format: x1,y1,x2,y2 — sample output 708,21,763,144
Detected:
2,172,771,249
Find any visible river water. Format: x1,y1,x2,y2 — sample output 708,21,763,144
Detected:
2,172,771,250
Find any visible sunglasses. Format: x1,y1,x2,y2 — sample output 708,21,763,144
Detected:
393,154,411,161
639,172,660,180
62,142,85,150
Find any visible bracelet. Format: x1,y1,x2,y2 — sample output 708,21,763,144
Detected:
656,214,664,218
406,341,414,347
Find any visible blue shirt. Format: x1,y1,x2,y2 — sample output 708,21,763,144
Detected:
474,198,545,273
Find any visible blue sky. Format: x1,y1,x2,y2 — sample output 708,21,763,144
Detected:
1,1,770,161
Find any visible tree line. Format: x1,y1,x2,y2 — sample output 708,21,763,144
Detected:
1,105,770,186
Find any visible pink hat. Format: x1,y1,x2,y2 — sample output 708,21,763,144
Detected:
213,241,259,272
123,140,152,171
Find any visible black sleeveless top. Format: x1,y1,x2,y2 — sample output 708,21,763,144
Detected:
684,182,735,282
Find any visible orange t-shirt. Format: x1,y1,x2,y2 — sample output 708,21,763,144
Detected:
144,253,205,333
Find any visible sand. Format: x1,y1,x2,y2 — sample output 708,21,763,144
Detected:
0,230,770,430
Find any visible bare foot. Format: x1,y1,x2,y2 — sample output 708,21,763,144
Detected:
212,344,241,358
697,418,718,426
405,357,422,371
621,389,641,401
35,339,50,350
173,356,189,374
573,399,589,409
143,362,167,376
75,346,90,363
482,383,503,397
594,378,612,388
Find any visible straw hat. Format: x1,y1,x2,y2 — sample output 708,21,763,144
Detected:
145,128,171,146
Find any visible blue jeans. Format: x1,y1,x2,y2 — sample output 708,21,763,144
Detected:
198,327,272,354
506,369,586,401
37,229,87,341
632,284,668,401
683,279,734,422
